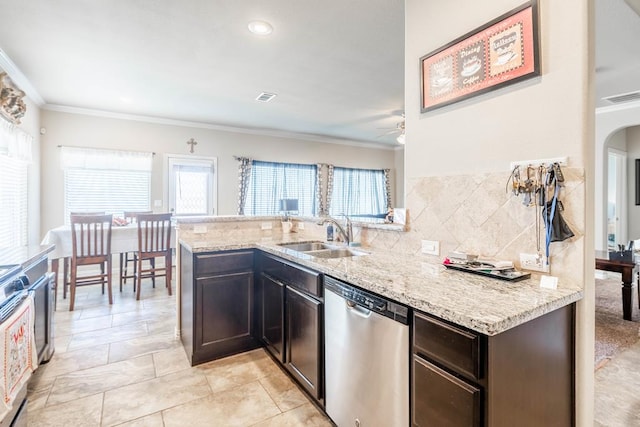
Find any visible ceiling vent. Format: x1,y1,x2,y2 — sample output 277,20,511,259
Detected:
255,92,277,102
603,90,640,104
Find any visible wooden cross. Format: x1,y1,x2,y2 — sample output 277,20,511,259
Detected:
186,138,198,153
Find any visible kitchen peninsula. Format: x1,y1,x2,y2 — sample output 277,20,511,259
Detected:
177,216,583,426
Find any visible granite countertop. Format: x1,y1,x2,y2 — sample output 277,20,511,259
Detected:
180,236,583,336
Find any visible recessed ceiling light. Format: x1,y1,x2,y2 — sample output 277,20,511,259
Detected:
248,20,273,35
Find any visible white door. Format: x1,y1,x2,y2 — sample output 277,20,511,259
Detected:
607,149,627,249
167,156,217,216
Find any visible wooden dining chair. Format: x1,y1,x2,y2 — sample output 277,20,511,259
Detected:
62,211,106,300
119,210,153,291
69,214,113,311
134,213,173,300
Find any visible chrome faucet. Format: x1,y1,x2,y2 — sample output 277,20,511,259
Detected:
317,215,352,246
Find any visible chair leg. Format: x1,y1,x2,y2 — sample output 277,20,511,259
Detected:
151,258,156,288
100,263,105,294
136,257,142,301
166,254,172,296
69,261,77,311
107,256,113,305
119,253,124,292
63,257,69,299
133,254,138,292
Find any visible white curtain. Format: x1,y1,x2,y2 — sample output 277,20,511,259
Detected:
60,146,152,171
0,120,32,163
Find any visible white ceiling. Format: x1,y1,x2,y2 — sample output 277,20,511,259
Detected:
596,0,640,107
0,0,637,145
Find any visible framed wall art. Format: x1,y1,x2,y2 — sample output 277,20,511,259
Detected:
420,0,540,113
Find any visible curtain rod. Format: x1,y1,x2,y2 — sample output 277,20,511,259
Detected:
57,145,155,155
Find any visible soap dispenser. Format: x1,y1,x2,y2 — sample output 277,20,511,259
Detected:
326,224,334,241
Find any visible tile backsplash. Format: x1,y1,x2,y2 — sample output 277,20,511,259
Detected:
365,167,585,282
177,167,585,284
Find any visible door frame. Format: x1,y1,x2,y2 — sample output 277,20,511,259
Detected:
164,154,218,216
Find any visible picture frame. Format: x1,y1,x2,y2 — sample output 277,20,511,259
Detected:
635,159,640,206
420,0,540,113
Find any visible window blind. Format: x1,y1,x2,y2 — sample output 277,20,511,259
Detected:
244,161,317,216
0,155,28,247
330,167,386,216
61,147,152,222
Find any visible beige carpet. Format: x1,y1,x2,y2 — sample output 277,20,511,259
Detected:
595,275,640,369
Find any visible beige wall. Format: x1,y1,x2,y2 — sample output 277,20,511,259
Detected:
404,0,593,425
39,110,397,236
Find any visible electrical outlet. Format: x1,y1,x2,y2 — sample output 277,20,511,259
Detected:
154,199,162,207
297,222,305,230
193,225,207,234
261,222,273,230
421,240,440,256
520,253,550,273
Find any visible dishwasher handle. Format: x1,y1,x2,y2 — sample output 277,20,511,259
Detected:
346,300,371,318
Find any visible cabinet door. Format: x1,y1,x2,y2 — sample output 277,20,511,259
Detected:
261,273,285,363
413,355,481,427
194,271,257,363
286,285,322,402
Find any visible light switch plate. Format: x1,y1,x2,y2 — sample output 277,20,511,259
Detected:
154,200,162,207
421,240,440,256
261,222,273,230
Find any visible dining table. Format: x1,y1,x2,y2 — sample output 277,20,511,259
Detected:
595,250,638,321
41,223,176,303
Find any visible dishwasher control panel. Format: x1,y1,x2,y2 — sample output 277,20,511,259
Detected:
325,276,409,324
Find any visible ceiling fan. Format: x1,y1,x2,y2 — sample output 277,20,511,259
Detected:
377,113,406,144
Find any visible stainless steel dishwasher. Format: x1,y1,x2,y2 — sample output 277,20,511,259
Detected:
324,276,409,427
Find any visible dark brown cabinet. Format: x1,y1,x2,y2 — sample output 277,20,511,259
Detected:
261,272,285,363
413,354,481,427
180,246,260,365
257,252,324,405
412,305,575,427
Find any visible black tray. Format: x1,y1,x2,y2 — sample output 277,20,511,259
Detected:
444,264,531,282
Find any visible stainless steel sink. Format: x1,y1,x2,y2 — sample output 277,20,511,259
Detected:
278,241,367,258
278,242,333,252
306,248,367,258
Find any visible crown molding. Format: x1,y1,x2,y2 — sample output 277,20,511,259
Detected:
0,49,45,105
43,104,397,151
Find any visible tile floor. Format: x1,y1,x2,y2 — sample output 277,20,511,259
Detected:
27,277,332,427
595,334,640,426
26,270,640,426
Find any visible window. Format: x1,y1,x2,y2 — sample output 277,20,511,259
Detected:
167,156,217,216
0,123,31,247
61,147,152,222
330,167,387,217
244,161,317,216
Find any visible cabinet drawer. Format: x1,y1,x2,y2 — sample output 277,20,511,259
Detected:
261,254,322,297
413,355,482,427
414,312,482,381
195,251,254,276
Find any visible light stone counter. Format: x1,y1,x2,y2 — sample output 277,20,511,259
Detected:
180,236,583,336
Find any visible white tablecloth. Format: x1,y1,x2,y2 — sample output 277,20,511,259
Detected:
41,224,176,260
